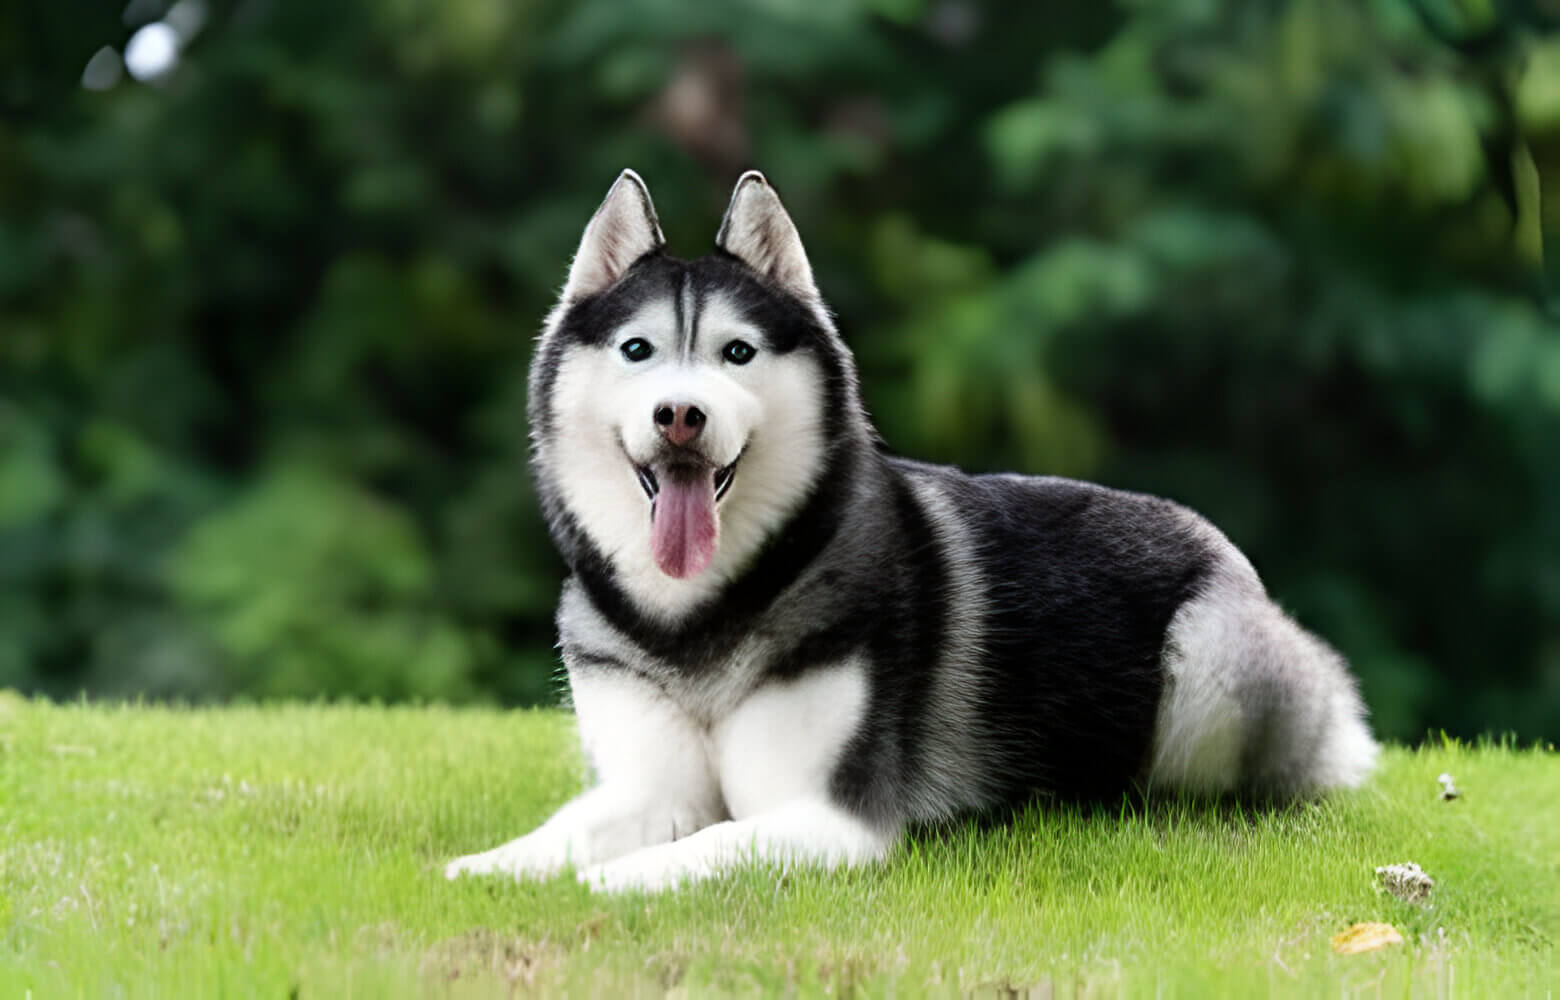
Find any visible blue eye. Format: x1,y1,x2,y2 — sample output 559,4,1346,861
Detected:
621,338,654,362
722,340,756,365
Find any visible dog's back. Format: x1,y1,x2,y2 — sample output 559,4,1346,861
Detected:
883,460,1376,812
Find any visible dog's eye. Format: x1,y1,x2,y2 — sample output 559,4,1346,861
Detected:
722,340,756,365
620,338,654,362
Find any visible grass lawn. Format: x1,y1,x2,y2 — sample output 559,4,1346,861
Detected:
2,694,1556,997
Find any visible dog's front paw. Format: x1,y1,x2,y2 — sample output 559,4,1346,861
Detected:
575,859,676,894
444,832,570,881
577,845,713,894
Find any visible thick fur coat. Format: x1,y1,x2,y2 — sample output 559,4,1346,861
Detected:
445,171,1377,892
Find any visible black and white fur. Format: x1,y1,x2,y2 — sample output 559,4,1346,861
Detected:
445,170,1377,892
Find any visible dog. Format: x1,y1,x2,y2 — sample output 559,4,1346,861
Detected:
445,170,1378,892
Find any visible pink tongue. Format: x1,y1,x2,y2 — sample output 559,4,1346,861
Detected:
650,466,718,579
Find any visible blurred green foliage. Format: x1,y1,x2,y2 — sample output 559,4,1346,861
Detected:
2,0,1558,740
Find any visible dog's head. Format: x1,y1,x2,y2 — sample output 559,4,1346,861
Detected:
529,171,863,618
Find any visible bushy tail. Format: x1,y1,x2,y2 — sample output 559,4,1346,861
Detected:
1150,586,1379,799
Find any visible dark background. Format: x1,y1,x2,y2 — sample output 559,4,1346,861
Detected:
3,0,1558,742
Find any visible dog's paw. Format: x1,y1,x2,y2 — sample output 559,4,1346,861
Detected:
575,859,667,894
443,833,569,881
576,846,712,894
443,848,508,881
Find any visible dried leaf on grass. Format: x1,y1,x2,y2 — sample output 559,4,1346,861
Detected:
1331,922,1404,954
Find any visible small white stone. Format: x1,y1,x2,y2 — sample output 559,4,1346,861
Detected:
1375,861,1435,903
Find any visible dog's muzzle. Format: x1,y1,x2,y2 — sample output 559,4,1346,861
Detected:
634,457,738,503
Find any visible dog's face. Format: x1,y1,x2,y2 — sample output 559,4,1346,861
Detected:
530,172,856,620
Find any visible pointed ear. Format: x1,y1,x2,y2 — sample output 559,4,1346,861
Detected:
560,169,665,303
715,171,820,302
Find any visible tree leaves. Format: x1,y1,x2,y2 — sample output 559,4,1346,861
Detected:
2,0,1556,730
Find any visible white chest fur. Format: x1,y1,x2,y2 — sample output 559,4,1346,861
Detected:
710,661,868,819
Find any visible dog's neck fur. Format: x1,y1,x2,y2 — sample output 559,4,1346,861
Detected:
551,433,887,667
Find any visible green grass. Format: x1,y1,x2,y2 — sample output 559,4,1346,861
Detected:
2,694,1555,997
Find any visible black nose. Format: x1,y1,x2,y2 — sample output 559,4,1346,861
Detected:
654,402,706,447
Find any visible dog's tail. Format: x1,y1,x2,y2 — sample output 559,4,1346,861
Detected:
1148,577,1379,799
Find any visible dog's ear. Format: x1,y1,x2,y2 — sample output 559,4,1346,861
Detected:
716,171,820,302
560,169,665,303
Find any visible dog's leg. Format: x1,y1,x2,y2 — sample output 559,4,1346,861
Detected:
576,797,895,892
445,669,724,880
578,660,896,892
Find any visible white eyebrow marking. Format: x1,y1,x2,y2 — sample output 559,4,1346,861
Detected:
697,291,765,355
679,274,695,360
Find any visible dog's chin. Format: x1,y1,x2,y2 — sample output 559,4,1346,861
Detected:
633,454,740,580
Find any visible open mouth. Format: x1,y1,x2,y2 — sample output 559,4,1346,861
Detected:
625,447,742,579
634,457,739,504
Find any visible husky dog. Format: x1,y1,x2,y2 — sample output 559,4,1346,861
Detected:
445,170,1377,892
